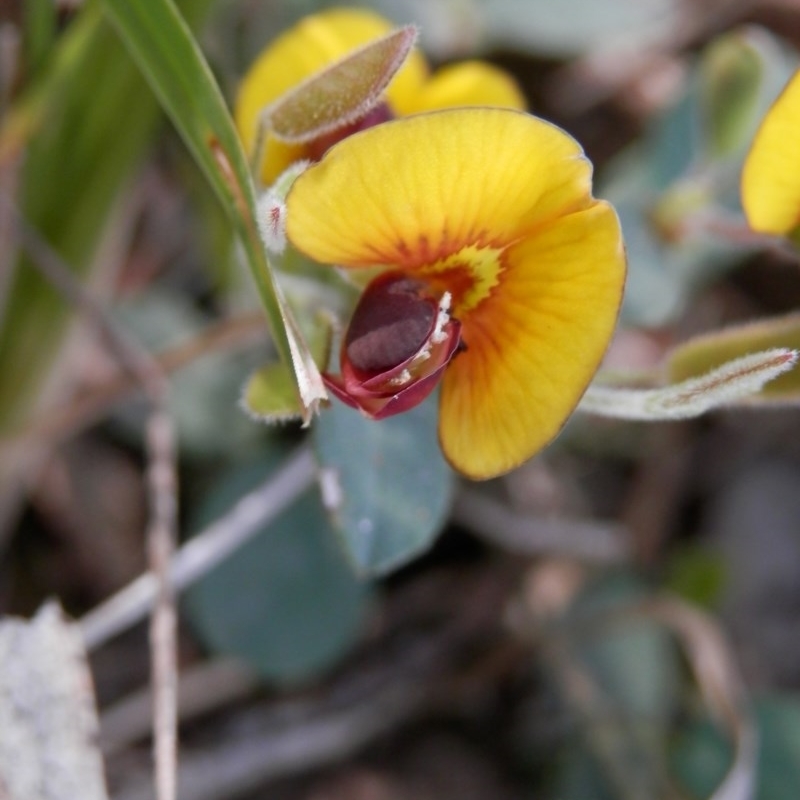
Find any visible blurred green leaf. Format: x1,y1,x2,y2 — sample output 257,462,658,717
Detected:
602,29,797,327
548,575,682,799
700,30,764,158
651,87,701,188
699,26,798,164
673,695,800,800
184,449,370,683
312,395,454,576
552,746,615,800
22,0,57,78
602,86,740,327
101,0,326,420
568,574,681,725
667,314,800,404
663,545,726,608
0,4,102,166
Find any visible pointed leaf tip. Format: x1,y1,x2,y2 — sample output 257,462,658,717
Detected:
668,315,800,404
580,348,798,420
264,24,419,144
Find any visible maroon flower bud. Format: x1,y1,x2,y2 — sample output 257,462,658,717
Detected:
323,271,462,419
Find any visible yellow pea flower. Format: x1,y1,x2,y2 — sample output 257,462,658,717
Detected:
285,108,626,480
741,69,800,236
235,7,526,185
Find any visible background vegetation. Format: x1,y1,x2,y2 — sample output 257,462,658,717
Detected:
2,0,800,798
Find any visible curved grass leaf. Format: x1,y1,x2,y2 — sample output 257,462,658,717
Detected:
0,3,197,433
100,0,326,420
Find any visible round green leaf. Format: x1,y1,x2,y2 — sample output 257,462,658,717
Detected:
312,395,454,576
567,574,681,723
184,450,370,683
672,695,800,800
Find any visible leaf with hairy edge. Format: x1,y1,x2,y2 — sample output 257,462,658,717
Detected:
242,362,310,424
266,25,418,143
100,0,326,421
667,314,800,404
243,312,333,423
580,348,798,420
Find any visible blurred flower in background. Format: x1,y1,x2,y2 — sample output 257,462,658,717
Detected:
741,68,800,237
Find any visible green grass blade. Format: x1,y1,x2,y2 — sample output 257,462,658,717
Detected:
0,0,218,434
100,0,326,419
22,0,58,78
1,6,160,432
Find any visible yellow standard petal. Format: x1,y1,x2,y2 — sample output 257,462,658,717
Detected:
287,108,626,479
235,8,428,184
741,69,800,235
438,202,625,479
406,61,527,114
286,108,593,272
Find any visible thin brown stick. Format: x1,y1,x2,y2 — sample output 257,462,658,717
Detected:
11,207,179,800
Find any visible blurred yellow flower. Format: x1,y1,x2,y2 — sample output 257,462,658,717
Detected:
235,7,526,185
741,69,800,235
285,108,626,479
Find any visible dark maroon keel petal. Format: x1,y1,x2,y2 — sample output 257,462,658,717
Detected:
322,373,362,410
344,272,439,376
357,318,462,393
322,271,464,421
369,369,446,419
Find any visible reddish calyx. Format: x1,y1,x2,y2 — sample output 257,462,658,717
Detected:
323,271,462,419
